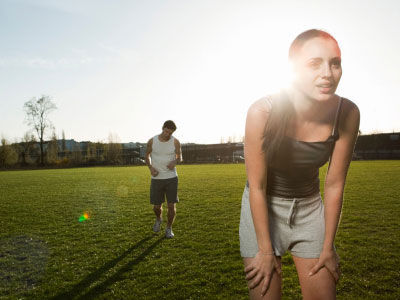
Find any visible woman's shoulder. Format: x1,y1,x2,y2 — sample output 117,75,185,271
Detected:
340,96,358,110
338,96,360,134
248,95,275,115
246,95,277,132
339,96,360,120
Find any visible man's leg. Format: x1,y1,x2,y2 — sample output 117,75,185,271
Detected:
153,205,162,221
150,179,164,232
152,205,162,232
165,202,176,238
165,177,178,238
166,202,176,228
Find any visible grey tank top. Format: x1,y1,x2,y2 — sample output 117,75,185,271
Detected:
247,97,344,198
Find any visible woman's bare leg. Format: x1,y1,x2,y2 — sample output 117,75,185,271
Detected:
292,255,336,300
243,257,282,300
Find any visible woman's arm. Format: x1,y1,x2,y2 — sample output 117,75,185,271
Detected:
244,98,281,295
309,99,360,281
245,99,274,254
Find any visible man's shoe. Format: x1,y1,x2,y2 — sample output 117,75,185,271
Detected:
153,219,162,232
165,227,174,238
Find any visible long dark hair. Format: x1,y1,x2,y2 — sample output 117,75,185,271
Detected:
262,90,294,163
262,29,339,163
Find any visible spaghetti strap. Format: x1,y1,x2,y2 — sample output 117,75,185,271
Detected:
331,97,343,138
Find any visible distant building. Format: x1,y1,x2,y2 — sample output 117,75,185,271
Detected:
181,142,244,163
121,142,146,165
354,132,400,159
56,139,82,152
14,132,400,167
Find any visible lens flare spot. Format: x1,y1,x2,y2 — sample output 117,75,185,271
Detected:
79,211,91,222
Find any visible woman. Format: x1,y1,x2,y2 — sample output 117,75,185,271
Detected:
239,29,360,299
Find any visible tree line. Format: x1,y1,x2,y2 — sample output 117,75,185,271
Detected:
0,95,140,169
0,133,134,169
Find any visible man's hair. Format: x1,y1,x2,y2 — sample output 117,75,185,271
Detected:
288,29,340,60
162,120,177,131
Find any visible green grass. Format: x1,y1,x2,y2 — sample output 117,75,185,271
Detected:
0,162,399,299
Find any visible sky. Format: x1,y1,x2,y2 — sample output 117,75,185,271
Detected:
1,0,399,144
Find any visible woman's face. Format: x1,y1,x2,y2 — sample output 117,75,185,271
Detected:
291,37,342,102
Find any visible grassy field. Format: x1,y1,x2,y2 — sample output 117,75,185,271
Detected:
0,161,399,299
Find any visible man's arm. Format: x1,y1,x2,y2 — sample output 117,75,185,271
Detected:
145,138,159,176
167,138,182,170
174,138,182,163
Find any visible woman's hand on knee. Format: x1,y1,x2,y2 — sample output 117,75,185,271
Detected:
309,249,341,282
244,251,281,296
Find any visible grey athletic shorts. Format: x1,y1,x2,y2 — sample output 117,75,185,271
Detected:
150,177,179,205
239,185,325,258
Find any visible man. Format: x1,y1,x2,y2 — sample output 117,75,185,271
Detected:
145,120,182,238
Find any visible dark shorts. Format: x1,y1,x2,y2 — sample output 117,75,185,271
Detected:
150,177,179,205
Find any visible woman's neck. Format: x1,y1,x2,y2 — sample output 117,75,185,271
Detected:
286,88,336,122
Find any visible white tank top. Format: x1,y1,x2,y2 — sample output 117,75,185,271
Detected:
151,135,178,179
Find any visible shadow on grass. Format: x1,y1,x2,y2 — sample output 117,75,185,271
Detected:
51,234,164,300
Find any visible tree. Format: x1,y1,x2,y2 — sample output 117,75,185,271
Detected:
106,133,122,164
18,132,37,166
46,131,59,164
71,142,82,165
61,130,66,153
24,95,57,165
86,142,97,164
0,137,18,168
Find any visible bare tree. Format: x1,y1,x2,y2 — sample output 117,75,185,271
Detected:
24,95,57,165
61,130,66,153
106,133,122,164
